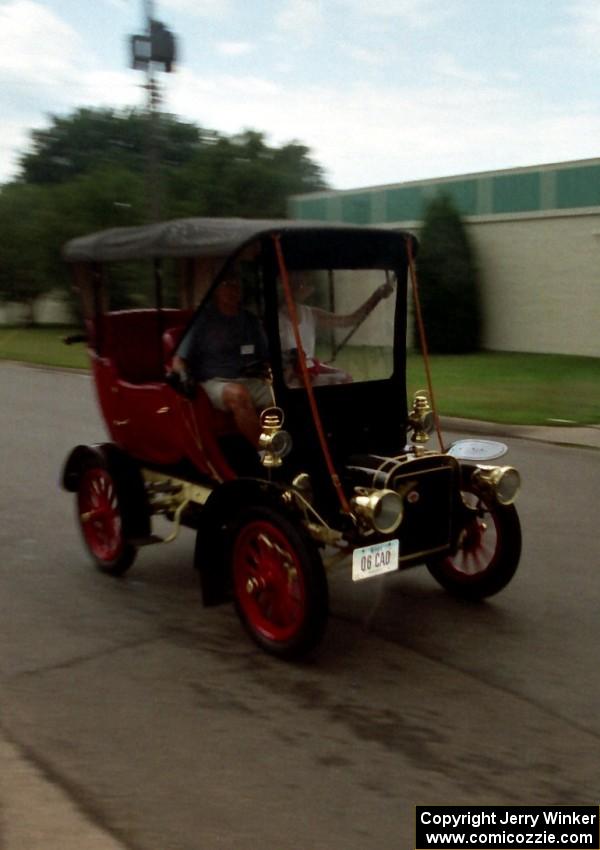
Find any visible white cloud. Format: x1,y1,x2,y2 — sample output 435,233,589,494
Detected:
430,52,485,84
275,0,324,46
0,0,86,82
335,0,454,28
0,65,143,182
533,1,600,66
0,2,144,182
160,0,234,17
216,41,255,57
0,2,140,118
569,0,600,50
341,45,387,67
0,119,34,182
167,67,600,189
169,68,280,119
70,70,143,111
0,1,90,180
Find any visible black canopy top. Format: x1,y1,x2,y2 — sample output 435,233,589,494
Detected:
62,217,415,266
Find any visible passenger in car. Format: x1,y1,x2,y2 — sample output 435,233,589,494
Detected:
173,273,273,447
279,272,394,386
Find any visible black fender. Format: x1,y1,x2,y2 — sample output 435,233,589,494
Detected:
61,443,151,541
194,478,301,607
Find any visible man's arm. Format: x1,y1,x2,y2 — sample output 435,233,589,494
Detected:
171,354,187,375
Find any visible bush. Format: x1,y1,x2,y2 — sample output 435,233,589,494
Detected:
414,194,482,353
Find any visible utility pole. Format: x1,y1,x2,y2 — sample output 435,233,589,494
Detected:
130,1,176,221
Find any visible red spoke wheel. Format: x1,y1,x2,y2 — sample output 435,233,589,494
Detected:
230,506,328,659
77,466,136,575
426,487,521,600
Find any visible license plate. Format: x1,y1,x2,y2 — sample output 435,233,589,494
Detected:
352,539,399,582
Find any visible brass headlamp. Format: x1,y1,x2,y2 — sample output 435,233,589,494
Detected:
351,488,404,534
471,465,521,505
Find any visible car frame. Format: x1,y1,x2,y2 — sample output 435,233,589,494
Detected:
61,217,522,658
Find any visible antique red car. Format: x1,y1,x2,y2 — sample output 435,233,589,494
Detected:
61,218,522,658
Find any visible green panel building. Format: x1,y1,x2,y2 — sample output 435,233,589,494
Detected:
289,158,600,224
288,158,600,358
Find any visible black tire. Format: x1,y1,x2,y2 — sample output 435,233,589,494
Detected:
228,505,328,659
426,488,521,600
76,464,137,576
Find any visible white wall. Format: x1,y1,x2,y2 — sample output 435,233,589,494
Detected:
468,210,599,357
0,292,73,325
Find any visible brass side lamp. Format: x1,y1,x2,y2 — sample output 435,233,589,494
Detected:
258,407,293,468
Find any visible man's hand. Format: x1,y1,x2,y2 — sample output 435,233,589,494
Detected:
241,359,271,380
167,356,196,398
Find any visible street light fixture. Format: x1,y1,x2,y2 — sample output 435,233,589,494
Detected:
130,19,176,73
129,1,177,221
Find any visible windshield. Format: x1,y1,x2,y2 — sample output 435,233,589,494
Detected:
278,268,396,388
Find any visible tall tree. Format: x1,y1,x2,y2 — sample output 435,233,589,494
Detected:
3,108,327,320
415,194,482,353
167,130,326,218
0,184,57,323
17,109,326,219
19,108,203,185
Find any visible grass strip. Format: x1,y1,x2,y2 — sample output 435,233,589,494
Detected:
1,326,598,426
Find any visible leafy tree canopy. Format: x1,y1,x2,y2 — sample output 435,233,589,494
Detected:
1,107,327,319
168,129,326,218
19,107,203,184
17,109,326,207
0,183,55,321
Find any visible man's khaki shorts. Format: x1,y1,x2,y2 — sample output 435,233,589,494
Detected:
201,377,273,411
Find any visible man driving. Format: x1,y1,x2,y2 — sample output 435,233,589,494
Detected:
173,272,272,447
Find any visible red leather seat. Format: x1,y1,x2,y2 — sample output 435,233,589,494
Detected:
100,309,192,383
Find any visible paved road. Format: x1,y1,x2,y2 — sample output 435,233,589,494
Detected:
1,363,599,850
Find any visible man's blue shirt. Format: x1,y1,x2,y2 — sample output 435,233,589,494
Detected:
178,303,268,381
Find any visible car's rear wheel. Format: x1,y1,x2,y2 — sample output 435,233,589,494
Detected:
229,505,328,659
76,466,136,575
426,487,521,600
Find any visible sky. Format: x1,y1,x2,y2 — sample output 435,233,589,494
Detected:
1,0,599,190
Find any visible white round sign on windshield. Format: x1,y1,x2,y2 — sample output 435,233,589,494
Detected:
446,439,508,461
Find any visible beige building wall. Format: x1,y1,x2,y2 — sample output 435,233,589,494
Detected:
395,210,600,357
467,210,600,357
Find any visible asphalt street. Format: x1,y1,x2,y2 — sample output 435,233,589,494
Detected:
1,362,599,850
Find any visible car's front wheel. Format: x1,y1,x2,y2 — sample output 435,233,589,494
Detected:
229,505,328,659
426,488,521,600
